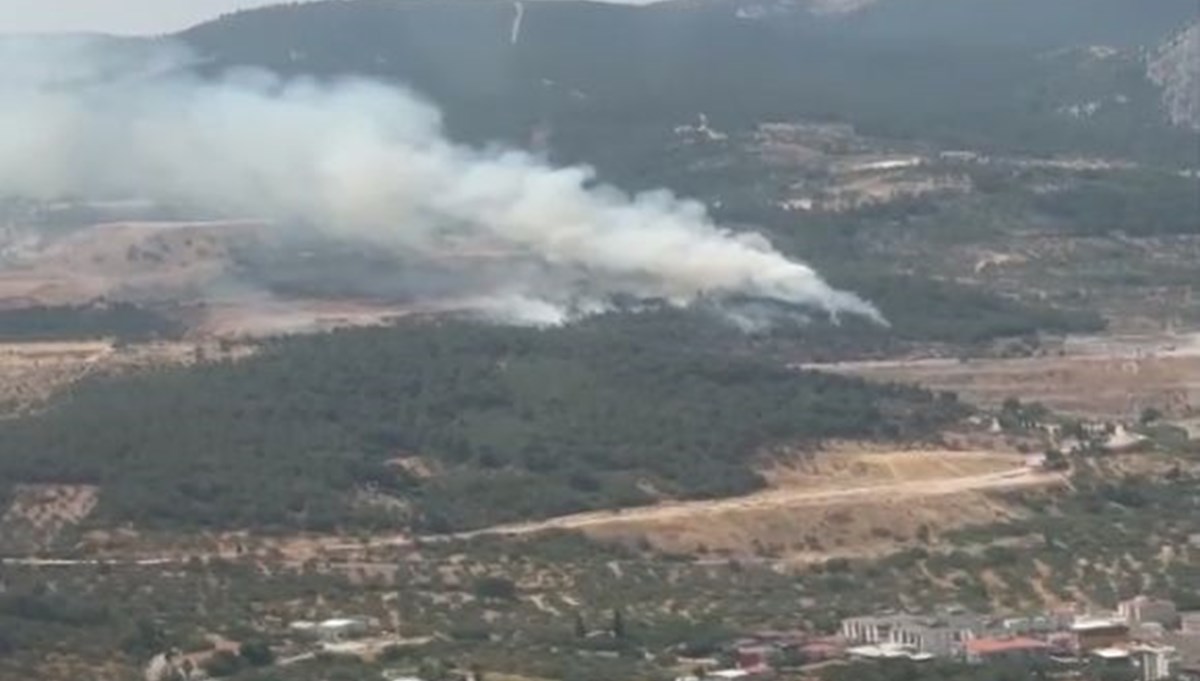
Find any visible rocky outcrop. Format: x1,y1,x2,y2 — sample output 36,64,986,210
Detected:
1149,21,1200,130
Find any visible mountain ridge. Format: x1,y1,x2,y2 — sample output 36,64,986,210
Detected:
1150,21,1200,131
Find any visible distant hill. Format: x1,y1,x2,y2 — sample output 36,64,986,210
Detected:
176,0,1200,166
1150,21,1200,131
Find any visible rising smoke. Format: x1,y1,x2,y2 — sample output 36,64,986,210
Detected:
0,36,881,325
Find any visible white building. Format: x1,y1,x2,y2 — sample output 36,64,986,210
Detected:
840,613,986,657
290,617,370,643
1120,597,1178,627
1131,644,1177,681
847,643,934,662
317,618,369,642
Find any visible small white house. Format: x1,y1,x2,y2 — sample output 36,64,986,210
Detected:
317,618,369,642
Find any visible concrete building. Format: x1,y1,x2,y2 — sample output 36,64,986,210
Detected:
847,643,934,662
289,617,370,643
1131,644,1177,681
317,618,369,643
1073,617,1130,652
1000,615,1061,635
964,637,1051,664
1120,597,1178,627
1180,611,1200,634
841,613,987,657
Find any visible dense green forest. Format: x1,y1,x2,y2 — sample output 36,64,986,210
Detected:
1031,171,1200,237
0,303,181,342
0,315,964,533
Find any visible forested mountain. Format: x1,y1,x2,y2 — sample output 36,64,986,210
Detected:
0,314,964,533
177,0,1200,165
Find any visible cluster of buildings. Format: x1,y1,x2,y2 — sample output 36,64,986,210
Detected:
684,596,1200,680
837,597,1199,681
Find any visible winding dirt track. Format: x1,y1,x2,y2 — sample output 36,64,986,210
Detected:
1,465,1062,567
450,466,1062,540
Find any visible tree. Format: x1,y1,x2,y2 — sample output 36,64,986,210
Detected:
611,608,626,640
1140,407,1163,425
202,650,244,678
238,640,274,667
1044,449,1069,471
121,618,167,657
473,576,517,601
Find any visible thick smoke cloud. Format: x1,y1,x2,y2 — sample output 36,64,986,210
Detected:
0,36,881,325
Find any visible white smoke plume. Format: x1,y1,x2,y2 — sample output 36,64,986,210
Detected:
0,36,881,325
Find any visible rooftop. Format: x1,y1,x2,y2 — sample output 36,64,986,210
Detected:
1072,618,1128,632
848,643,935,661
966,637,1051,656
1093,647,1132,660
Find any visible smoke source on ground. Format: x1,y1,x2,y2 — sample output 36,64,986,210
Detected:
0,36,881,325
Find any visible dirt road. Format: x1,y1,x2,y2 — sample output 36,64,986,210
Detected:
2,463,1059,567
451,466,1062,540
804,331,1200,418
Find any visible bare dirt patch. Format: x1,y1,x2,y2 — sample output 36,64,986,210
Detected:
0,340,254,416
811,332,1200,419
457,449,1060,562
0,484,99,553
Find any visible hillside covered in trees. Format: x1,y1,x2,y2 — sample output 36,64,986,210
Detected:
179,0,1199,167
0,314,965,533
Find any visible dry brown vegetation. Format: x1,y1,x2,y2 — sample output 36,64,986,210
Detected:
815,332,1200,419
0,484,99,553
0,340,253,416
456,448,1061,564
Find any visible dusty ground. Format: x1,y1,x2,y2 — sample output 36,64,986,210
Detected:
2,448,1061,567
190,298,431,338
0,339,254,416
0,220,263,308
0,484,100,553
453,449,1062,563
810,331,1200,420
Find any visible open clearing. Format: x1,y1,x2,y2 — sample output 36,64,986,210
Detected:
455,450,1062,562
0,339,252,416
3,449,1062,567
809,331,1200,419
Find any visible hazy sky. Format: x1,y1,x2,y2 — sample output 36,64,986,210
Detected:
1,0,662,36
1,0,289,35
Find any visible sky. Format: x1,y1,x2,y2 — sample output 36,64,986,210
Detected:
0,0,662,36
1,0,293,35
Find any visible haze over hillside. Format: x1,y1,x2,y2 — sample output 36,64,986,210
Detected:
1151,20,1200,131
179,0,1200,162
2,3,1200,681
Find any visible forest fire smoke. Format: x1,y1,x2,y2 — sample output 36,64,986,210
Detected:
0,36,881,325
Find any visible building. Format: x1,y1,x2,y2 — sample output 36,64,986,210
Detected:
964,637,1051,664
1120,597,1178,627
1131,644,1177,681
1001,615,1061,635
290,617,370,643
840,612,988,657
317,618,369,642
1132,622,1168,642
847,643,934,662
1093,647,1133,671
1073,618,1130,652
1180,612,1200,634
